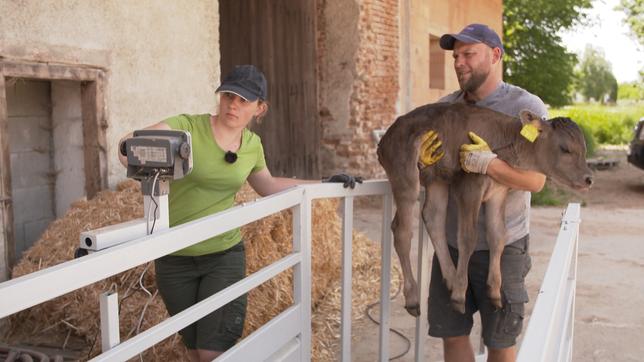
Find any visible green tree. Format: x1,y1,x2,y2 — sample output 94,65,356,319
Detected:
618,0,644,44
503,0,592,107
576,45,618,103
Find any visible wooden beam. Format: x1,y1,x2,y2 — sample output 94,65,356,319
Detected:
1,61,101,82
81,72,108,199
0,71,16,270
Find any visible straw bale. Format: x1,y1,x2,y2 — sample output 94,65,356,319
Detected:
5,181,399,361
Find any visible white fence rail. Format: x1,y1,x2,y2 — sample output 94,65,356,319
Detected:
518,203,580,362
0,181,580,361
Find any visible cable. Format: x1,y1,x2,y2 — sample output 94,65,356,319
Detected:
137,263,153,298
365,267,411,360
146,171,160,234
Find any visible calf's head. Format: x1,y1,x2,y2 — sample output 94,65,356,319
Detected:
519,110,593,191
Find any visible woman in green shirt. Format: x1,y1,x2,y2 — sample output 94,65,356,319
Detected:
118,65,360,361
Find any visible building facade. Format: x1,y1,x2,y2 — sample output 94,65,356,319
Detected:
0,0,502,281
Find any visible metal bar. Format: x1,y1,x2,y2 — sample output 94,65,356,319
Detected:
144,194,169,233
303,179,390,199
92,253,301,361
0,187,305,318
414,205,429,361
379,193,394,362
99,291,120,352
340,196,354,362
265,336,301,362
517,203,580,362
293,191,312,361
217,305,302,362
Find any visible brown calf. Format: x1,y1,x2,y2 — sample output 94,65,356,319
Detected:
377,103,592,316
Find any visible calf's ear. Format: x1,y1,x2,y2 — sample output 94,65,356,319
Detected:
518,109,544,142
519,109,542,128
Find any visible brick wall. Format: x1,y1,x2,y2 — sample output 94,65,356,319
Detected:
317,0,399,179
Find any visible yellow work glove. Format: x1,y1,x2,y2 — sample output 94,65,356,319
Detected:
419,130,445,167
459,132,497,174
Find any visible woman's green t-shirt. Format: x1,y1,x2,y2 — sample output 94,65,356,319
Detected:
164,114,266,256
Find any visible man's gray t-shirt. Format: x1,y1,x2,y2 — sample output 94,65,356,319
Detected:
439,82,548,250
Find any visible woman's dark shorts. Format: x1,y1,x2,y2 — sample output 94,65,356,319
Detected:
155,242,247,352
428,235,531,349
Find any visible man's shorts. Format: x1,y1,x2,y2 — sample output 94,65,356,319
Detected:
428,235,531,349
155,241,247,352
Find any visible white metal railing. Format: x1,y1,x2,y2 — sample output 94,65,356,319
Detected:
518,203,580,362
0,181,580,361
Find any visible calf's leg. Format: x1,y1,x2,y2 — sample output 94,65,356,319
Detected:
483,187,509,309
391,182,421,316
451,176,486,314
421,180,455,291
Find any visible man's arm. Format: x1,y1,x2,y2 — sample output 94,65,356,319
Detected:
486,159,546,192
459,131,546,192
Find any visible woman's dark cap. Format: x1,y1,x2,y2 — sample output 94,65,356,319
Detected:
216,65,267,101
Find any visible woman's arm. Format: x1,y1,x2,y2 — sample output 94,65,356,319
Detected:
486,159,546,193
118,121,171,167
247,168,317,197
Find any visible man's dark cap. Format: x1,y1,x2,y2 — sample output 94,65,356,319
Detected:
216,65,267,101
439,23,504,54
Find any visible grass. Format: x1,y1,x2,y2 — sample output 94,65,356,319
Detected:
531,183,580,207
549,103,643,145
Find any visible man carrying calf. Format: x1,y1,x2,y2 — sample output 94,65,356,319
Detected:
424,24,548,362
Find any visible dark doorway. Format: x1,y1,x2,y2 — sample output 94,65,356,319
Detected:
220,0,320,179
0,61,106,278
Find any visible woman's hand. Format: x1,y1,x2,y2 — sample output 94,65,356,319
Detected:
322,174,363,189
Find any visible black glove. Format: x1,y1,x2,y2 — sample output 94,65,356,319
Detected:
322,174,364,189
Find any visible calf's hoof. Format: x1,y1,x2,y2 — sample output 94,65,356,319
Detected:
404,304,421,317
450,299,466,314
490,297,502,310
487,286,503,310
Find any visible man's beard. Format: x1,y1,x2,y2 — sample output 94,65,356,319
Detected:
459,70,488,93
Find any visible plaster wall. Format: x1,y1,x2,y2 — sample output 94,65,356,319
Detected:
400,0,503,111
0,1,221,188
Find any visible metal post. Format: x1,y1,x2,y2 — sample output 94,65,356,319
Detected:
293,192,312,361
379,193,393,362
414,206,429,361
340,196,354,361
100,291,120,352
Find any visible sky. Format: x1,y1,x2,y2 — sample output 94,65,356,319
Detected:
559,0,643,83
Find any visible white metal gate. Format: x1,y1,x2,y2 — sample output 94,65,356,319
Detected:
0,181,580,361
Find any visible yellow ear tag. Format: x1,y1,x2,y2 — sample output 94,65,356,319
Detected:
520,124,539,142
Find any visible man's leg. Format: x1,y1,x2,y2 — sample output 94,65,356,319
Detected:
471,236,531,362
487,346,516,362
428,248,477,361
444,335,475,362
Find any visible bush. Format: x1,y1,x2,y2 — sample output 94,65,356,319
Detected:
531,182,585,207
531,183,568,206
578,123,596,157
549,104,643,145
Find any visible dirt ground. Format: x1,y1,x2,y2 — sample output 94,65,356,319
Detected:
350,148,644,362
